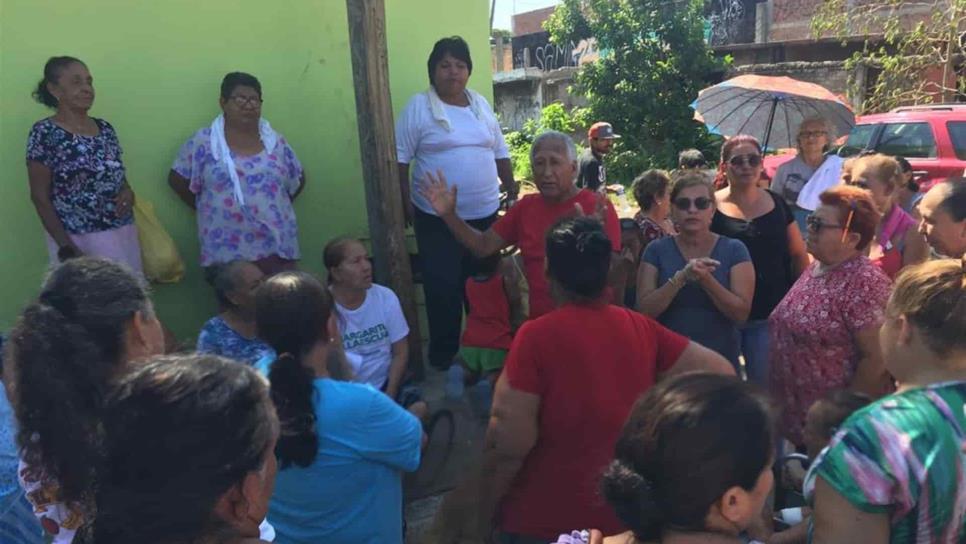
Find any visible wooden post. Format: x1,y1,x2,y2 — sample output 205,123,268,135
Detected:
345,0,424,376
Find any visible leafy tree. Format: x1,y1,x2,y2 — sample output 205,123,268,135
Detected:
491,28,512,41
505,103,589,181
545,0,725,182
812,0,966,113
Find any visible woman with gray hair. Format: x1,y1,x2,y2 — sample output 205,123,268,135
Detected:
420,130,623,319
771,116,843,233
197,260,273,365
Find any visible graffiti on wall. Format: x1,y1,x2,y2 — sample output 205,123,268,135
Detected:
706,0,754,46
512,32,599,71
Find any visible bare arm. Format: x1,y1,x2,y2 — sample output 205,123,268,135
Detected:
495,158,518,200
663,341,736,377
849,325,889,398
291,171,306,201
698,260,754,324
477,373,540,537
27,161,76,250
811,476,889,544
398,162,414,225
901,228,930,268
636,262,686,316
501,259,526,333
787,222,810,279
168,170,196,209
384,338,408,399
420,170,507,258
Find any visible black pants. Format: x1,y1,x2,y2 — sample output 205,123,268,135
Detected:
413,208,498,369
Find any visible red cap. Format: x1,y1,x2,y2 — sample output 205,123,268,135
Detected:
588,122,621,139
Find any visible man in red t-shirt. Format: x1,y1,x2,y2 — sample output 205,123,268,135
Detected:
419,130,623,319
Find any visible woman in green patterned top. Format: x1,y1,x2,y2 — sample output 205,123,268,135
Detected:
807,258,966,543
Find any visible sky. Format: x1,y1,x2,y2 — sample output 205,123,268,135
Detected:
491,0,561,33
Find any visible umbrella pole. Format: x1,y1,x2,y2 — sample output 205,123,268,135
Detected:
762,97,778,151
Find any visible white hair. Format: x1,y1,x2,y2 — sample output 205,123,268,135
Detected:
798,116,837,145
530,130,578,164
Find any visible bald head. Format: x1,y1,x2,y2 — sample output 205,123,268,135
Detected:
918,179,966,258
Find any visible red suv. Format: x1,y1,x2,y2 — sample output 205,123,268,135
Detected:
839,104,966,190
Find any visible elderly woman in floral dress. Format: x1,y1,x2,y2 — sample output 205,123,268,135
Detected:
769,185,892,449
169,72,305,274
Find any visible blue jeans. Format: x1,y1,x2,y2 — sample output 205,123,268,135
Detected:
739,319,770,385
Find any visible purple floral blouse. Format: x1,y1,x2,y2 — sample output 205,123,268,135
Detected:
26,118,132,234
172,127,303,266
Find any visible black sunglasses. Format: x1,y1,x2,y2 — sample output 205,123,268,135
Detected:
728,154,762,168
673,197,713,211
805,214,844,232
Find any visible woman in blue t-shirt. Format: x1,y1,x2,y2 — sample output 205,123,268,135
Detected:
254,271,422,544
637,172,755,369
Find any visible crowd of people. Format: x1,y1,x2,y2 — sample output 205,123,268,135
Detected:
3,34,966,544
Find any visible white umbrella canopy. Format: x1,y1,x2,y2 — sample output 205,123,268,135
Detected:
693,75,856,150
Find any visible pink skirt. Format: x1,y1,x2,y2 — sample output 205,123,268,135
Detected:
46,224,143,276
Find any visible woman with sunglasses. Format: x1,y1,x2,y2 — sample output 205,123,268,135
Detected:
711,135,810,385
769,185,892,449
849,154,929,278
638,173,755,369
169,72,306,275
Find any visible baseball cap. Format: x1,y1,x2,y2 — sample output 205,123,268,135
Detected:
588,122,621,139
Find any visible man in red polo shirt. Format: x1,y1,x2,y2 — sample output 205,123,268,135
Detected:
419,130,622,319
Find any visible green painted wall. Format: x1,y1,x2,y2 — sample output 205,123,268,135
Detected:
0,0,492,340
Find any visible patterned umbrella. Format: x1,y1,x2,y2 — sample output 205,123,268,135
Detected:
692,75,855,150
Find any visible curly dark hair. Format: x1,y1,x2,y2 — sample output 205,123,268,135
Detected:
93,353,276,544
7,257,152,512
255,271,333,468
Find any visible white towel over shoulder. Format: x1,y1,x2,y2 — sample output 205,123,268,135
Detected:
209,114,279,206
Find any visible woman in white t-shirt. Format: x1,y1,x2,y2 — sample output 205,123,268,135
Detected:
395,36,518,371
325,237,428,419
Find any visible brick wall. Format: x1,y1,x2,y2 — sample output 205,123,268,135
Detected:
769,0,821,42
512,6,555,36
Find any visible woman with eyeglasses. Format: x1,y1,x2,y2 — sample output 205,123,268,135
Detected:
637,173,755,369
169,72,306,275
770,117,841,232
807,258,966,543
848,154,929,278
711,135,810,385
769,185,892,449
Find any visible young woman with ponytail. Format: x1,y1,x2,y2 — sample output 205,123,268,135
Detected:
254,271,422,544
474,217,733,543
555,373,776,544
6,257,164,543
809,258,966,543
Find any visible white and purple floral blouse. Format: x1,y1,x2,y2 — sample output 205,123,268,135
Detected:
172,127,303,266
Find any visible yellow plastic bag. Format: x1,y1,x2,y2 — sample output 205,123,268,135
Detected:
134,198,185,283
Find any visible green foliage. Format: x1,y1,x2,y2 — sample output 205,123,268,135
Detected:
491,28,512,40
505,103,588,181
544,0,725,181
811,0,966,113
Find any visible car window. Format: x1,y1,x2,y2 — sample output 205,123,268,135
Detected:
948,121,966,160
840,124,876,157
875,122,937,158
